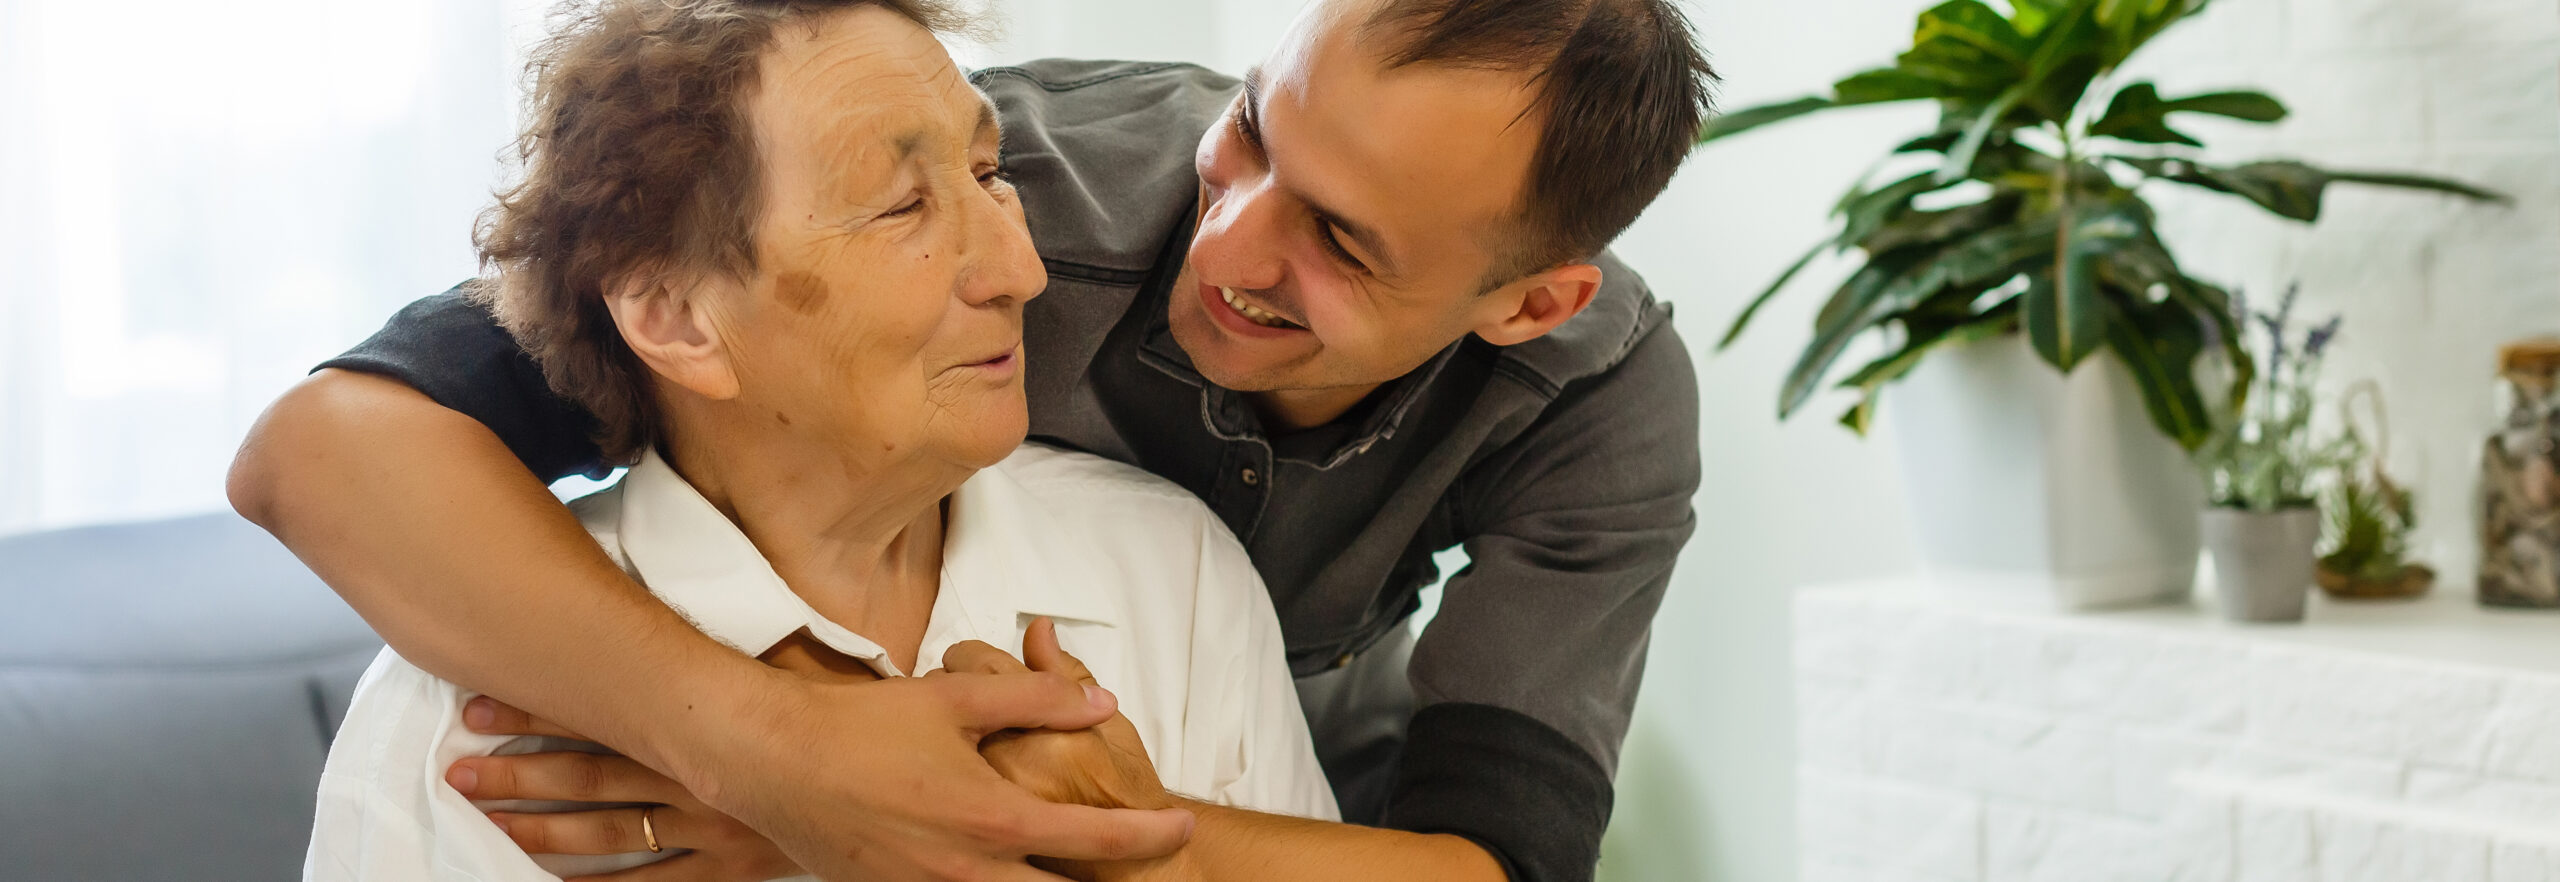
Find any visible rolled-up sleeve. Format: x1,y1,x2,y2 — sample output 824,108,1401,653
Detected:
1384,321,1702,882
316,285,606,483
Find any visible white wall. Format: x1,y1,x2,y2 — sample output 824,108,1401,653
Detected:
1609,1,2560,880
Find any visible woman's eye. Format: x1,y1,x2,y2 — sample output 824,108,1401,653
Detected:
881,196,924,219
977,168,1008,187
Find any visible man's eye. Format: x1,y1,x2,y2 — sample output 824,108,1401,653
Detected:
1319,225,1367,274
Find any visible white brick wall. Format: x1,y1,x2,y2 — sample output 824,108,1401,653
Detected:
2124,0,2560,588
1607,1,2560,878
1797,584,2560,881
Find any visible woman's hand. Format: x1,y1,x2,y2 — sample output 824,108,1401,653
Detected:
453,697,804,882
944,621,1169,812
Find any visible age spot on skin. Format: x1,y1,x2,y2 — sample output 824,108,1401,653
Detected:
775,271,829,314
775,411,793,427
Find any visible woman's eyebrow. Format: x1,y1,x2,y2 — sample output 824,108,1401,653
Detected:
888,93,1002,160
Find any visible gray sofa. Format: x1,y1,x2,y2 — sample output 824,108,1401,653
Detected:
0,513,383,879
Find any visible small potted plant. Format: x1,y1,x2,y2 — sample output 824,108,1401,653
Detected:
2195,285,2358,622
2316,384,2434,600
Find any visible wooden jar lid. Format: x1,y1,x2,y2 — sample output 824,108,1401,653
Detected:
2501,339,2560,376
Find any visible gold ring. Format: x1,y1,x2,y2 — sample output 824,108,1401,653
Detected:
641,805,663,854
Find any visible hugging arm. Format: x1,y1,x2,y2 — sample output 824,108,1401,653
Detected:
231,291,1192,881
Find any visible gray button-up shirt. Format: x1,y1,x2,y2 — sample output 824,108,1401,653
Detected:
324,58,1700,882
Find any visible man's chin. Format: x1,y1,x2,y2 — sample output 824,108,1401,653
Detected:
1166,307,1297,393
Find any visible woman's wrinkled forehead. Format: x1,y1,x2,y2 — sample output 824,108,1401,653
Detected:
748,6,990,200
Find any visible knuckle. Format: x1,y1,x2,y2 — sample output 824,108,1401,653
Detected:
564,754,608,799
511,817,553,852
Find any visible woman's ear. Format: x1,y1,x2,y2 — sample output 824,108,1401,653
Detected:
1473,262,1603,347
602,273,741,400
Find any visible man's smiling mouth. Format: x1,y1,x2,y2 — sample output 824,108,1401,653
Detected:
1218,286,1305,330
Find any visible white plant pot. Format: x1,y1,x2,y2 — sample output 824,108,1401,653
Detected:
2201,507,2319,623
1886,334,2205,610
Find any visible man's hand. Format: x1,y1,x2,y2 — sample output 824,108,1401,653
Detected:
454,697,802,882
450,647,1197,882
943,622,1205,882
949,621,1169,812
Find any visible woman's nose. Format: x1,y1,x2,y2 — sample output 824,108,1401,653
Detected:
959,184,1047,307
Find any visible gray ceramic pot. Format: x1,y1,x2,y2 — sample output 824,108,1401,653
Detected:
2201,507,2321,623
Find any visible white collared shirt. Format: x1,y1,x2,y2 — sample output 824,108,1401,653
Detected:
305,443,1338,881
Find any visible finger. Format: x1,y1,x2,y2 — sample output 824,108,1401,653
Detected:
942,639,1033,676
563,853,720,882
462,696,589,740
976,800,1194,864
1020,620,1098,686
452,751,682,804
489,806,668,856
937,669,1116,735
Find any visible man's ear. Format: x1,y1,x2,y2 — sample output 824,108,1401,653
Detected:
1474,262,1603,347
601,272,741,400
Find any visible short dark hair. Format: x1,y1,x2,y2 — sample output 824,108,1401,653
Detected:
470,0,971,463
1363,0,1717,283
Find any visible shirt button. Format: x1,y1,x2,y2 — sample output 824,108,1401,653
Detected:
1241,467,1261,486
1332,652,1355,669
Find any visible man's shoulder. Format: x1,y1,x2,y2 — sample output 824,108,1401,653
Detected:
972,59,1236,277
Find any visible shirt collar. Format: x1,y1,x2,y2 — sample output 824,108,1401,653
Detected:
608,449,1121,667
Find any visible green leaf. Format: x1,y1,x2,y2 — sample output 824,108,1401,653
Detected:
2031,200,2146,371
1782,217,2060,416
2089,83,2204,146
2120,158,2507,222
1697,96,1835,143
2106,299,2214,449
1941,81,2032,183
2160,90,2288,123
1718,239,1831,351
2026,259,2103,371
1859,195,2020,255
1895,130,1964,154
1897,36,2022,95
1836,171,1952,246
2321,169,2513,204
1832,306,2021,436
1832,68,1952,105
1916,1,2036,65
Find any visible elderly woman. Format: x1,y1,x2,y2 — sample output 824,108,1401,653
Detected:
301,0,1337,878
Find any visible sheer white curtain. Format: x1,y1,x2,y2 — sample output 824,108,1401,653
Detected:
0,0,537,535
0,0,1299,538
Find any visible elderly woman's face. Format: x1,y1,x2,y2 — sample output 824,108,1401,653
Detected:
721,6,1044,472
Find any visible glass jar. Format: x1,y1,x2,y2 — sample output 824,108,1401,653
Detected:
2480,340,2560,607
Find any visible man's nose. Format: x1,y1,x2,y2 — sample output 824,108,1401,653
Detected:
1191,187,1287,293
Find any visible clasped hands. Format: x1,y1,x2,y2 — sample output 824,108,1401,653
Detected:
444,618,1182,881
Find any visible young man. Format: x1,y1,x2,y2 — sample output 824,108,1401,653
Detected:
230,0,1712,879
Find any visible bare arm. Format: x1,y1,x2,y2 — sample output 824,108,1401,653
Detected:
1115,802,1507,882
230,369,1192,880
230,370,737,773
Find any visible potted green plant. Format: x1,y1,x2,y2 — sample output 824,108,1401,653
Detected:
2316,383,2433,600
1698,0,2503,609
2195,286,2359,622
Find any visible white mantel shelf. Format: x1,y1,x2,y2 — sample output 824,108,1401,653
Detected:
1795,580,2560,882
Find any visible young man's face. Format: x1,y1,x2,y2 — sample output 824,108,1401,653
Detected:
1167,0,1575,396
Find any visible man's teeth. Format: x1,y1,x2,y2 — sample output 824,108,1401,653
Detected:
1219,286,1299,329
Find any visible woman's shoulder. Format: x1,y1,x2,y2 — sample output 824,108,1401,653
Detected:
991,443,1217,523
